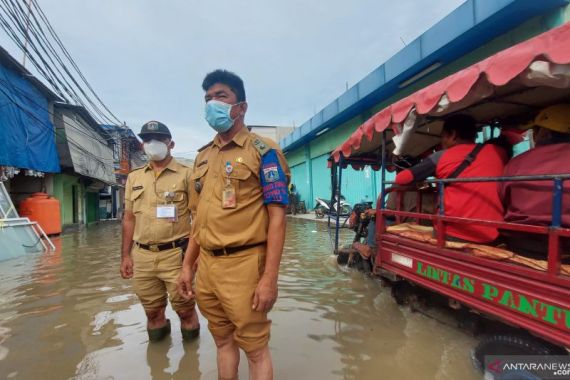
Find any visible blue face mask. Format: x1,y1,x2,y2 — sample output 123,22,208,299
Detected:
204,100,240,133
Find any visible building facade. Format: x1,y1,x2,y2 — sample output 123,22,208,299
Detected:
53,103,118,227
280,0,570,209
0,45,61,206
249,125,295,144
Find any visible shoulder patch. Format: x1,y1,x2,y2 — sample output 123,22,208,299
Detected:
198,141,213,152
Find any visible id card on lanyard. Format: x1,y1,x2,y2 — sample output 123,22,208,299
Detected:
222,161,237,209
157,191,178,222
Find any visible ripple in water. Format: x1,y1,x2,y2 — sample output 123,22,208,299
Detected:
0,219,480,380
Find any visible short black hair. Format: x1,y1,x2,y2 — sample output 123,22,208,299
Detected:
202,69,246,102
442,114,477,141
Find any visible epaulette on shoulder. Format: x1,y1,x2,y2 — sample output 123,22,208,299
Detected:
198,141,213,152
251,134,272,156
130,165,145,173
177,161,190,169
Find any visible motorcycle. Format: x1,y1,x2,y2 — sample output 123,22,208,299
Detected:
314,195,352,219
287,193,307,215
337,200,376,273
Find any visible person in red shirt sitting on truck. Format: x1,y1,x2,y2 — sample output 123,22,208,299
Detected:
499,104,570,260
395,114,508,244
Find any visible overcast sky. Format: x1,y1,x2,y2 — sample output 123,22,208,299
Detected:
0,0,464,157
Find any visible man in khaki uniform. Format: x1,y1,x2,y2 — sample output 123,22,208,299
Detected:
178,70,290,380
120,121,199,342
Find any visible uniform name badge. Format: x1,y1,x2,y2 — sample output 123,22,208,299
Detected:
157,205,177,221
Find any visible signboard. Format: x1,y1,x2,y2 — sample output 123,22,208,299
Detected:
411,259,570,332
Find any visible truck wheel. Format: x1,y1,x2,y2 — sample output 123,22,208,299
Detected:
348,252,362,269
361,258,372,274
337,251,349,265
391,281,411,305
472,333,567,372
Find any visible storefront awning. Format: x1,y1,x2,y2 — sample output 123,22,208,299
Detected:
55,104,117,185
332,22,570,165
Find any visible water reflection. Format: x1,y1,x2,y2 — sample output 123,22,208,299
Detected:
0,219,479,380
145,337,201,380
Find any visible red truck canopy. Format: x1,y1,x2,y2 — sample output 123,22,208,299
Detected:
332,23,570,167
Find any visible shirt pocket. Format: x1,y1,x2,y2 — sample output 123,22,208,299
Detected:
130,188,145,214
171,191,188,215
228,165,253,195
191,165,209,195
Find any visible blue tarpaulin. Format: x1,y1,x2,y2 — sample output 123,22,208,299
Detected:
0,59,60,173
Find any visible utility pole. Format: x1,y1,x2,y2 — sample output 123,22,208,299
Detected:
22,0,32,67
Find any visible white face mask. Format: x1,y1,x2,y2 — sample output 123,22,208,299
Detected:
143,139,169,161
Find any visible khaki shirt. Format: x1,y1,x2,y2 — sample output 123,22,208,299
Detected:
124,158,192,244
190,127,290,250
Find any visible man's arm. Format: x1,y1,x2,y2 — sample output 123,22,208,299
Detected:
253,204,286,312
177,238,200,300
120,174,135,279
177,162,201,299
120,210,135,279
395,150,443,185
253,142,290,312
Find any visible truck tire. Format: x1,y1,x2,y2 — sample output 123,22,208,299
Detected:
472,333,567,372
391,281,411,305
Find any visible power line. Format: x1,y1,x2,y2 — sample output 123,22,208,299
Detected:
0,0,113,124
0,1,77,106
0,75,119,145
0,83,116,168
0,9,67,100
30,0,121,124
0,0,135,175
4,0,108,122
0,0,121,125
15,0,116,124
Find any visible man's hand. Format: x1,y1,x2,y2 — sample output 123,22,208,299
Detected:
120,256,134,279
177,268,195,301
120,210,135,279
252,274,278,312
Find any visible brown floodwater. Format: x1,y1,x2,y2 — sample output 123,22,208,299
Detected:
0,218,481,380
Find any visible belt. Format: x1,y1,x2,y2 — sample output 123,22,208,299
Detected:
136,238,189,252
211,242,265,257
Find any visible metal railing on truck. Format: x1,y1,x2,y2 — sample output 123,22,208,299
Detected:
377,174,570,279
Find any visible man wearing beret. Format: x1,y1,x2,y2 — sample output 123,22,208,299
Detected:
121,121,200,342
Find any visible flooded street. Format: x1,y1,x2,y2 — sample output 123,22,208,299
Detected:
0,218,480,380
